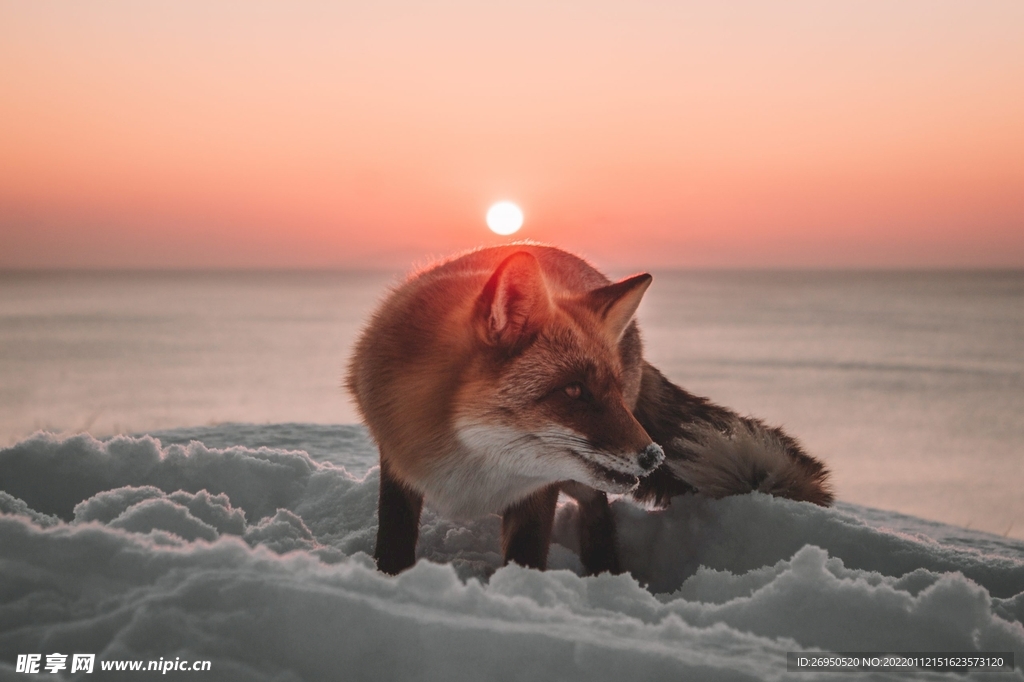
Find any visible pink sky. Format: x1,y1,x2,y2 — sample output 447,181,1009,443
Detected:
1,1,1022,269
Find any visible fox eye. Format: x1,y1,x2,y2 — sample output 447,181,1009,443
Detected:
564,383,583,399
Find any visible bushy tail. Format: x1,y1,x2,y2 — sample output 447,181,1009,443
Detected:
631,362,833,508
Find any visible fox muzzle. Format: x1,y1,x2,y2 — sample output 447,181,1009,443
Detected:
637,442,664,472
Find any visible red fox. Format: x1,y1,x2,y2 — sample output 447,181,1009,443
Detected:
347,244,832,575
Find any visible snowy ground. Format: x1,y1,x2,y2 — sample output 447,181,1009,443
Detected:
1,424,1022,681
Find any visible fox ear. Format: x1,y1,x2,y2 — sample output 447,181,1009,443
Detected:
478,251,551,348
585,273,652,343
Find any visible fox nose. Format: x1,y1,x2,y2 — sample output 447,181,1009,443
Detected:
637,443,664,472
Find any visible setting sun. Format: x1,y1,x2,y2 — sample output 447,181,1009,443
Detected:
486,202,524,236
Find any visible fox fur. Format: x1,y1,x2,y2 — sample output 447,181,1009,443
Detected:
347,243,832,575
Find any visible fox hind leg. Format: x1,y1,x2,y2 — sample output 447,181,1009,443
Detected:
501,484,560,570
374,460,424,575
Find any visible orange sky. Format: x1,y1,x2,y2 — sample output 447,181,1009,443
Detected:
1,1,1022,269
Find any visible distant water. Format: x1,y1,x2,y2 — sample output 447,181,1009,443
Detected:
1,268,1022,540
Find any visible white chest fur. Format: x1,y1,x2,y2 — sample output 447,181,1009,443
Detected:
416,423,582,519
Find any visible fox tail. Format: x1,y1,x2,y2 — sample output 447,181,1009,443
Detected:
631,362,834,508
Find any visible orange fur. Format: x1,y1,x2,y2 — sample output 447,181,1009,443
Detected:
348,243,832,574
348,244,660,519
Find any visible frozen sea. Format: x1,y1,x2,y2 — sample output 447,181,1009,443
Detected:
1,267,1021,539
1,266,1023,680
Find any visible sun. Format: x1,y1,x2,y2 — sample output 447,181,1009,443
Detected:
486,201,523,236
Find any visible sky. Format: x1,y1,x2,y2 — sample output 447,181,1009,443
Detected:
1,1,1022,269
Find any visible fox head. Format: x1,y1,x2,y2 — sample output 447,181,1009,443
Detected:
452,251,665,494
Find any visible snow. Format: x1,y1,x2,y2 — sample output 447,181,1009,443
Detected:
1,425,1022,681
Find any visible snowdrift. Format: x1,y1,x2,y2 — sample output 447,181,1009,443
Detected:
1,425,1022,681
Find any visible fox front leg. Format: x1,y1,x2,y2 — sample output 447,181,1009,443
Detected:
374,460,424,575
560,482,621,575
500,484,560,570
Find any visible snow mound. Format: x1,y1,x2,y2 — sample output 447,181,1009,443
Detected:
1,428,1022,681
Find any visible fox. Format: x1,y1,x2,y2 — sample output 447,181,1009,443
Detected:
347,243,832,576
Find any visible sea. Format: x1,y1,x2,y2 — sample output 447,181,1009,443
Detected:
1,268,1022,540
